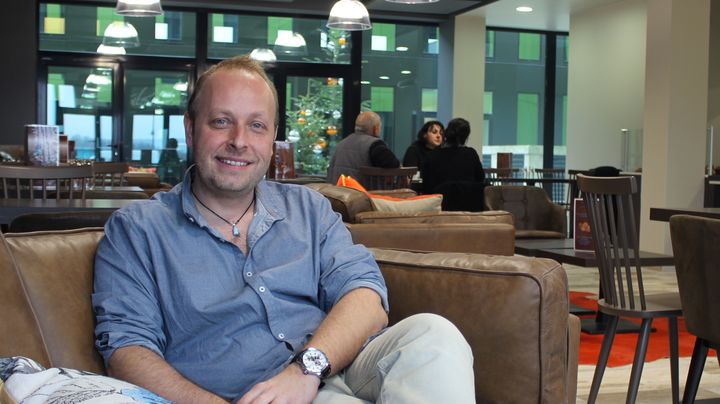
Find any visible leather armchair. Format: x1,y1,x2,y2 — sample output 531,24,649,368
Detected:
0,228,578,403
484,185,567,238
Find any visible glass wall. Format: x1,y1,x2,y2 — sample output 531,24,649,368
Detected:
40,3,195,57
123,69,189,184
208,13,351,64
45,65,113,161
483,29,568,171
361,22,439,161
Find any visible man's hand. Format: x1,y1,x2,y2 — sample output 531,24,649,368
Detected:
237,363,321,404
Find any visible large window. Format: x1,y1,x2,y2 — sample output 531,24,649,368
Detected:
39,3,195,57
38,2,440,182
483,29,568,170
208,14,351,64
361,22,439,160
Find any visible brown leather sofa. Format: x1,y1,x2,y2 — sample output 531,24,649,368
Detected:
307,183,514,226
0,228,579,403
484,185,567,238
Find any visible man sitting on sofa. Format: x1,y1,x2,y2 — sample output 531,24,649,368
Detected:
92,54,474,404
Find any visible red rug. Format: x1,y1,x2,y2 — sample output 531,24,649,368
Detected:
571,291,713,367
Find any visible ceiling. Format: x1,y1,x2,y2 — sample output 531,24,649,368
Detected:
158,0,499,22
472,0,622,32
72,0,622,29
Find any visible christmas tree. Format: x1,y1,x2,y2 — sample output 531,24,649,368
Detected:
284,30,347,176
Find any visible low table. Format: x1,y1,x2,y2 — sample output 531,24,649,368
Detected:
650,207,720,222
0,198,137,225
515,238,675,334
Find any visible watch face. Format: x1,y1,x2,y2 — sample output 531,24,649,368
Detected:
302,350,327,373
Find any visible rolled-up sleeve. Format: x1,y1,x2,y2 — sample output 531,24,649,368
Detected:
93,211,166,365
315,198,389,313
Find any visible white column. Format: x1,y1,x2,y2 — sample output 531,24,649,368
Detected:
452,14,486,153
640,0,710,253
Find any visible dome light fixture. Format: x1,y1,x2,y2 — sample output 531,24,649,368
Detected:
102,21,140,48
116,0,163,17
516,6,533,12
327,0,372,31
250,48,278,62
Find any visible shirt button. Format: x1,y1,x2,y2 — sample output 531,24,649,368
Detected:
259,286,266,293
278,333,285,339
246,272,252,277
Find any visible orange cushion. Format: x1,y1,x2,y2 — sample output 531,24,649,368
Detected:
336,175,442,213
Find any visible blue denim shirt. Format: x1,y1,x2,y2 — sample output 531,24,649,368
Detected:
92,171,389,400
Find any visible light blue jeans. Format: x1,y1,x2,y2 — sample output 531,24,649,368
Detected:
314,313,475,404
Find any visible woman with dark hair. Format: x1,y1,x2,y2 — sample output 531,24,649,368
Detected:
420,117,486,211
402,120,444,168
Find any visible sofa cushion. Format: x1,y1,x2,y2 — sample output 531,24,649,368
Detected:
0,356,171,403
0,229,106,374
369,194,443,213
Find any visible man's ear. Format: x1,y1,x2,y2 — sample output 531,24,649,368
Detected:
184,112,194,149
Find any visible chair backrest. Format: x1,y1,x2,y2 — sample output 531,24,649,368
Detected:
669,215,720,343
358,166,417,191
0,165,93,200
534,168,568,206
93,162,129,186
485,168,524,185
577,174,647,310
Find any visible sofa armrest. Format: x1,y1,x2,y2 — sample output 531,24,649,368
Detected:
348,222,515,256
371,248,572,403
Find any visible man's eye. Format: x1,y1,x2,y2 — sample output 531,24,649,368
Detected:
212,118,228,127
251,122,267,131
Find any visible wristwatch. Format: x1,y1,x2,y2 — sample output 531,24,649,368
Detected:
293,347,331,379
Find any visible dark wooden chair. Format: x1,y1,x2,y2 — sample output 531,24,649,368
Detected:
669,214,720,403
0,165,93,200
358,166,417,191
93,161,129,186
578,174,682,404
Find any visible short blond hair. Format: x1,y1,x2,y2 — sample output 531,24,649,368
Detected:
186,54,279,126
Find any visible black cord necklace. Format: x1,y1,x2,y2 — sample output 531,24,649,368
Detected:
191,188,255,237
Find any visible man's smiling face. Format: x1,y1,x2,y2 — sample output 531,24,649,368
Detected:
185,68,277,197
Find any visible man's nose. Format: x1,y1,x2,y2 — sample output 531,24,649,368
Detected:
228,126,249,148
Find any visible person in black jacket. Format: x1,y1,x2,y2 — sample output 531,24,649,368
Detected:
402,120,444,169
420,117,486,211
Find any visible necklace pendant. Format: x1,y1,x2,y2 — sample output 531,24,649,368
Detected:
232,225,240,237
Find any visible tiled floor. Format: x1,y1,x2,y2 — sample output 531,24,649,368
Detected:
565,264,720,403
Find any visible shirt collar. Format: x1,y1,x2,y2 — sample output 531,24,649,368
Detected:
180,165,285,228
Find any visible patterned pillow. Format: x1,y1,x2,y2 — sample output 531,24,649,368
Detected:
0,356,171,404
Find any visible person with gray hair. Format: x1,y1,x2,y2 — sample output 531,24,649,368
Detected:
327,111,400,186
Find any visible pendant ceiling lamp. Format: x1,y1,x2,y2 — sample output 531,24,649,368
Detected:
385,0,439,3
96,44,126,55
273,32,307,56
116,0,163,16
102,21,140,48
250,48,278,63
327,0,371,31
